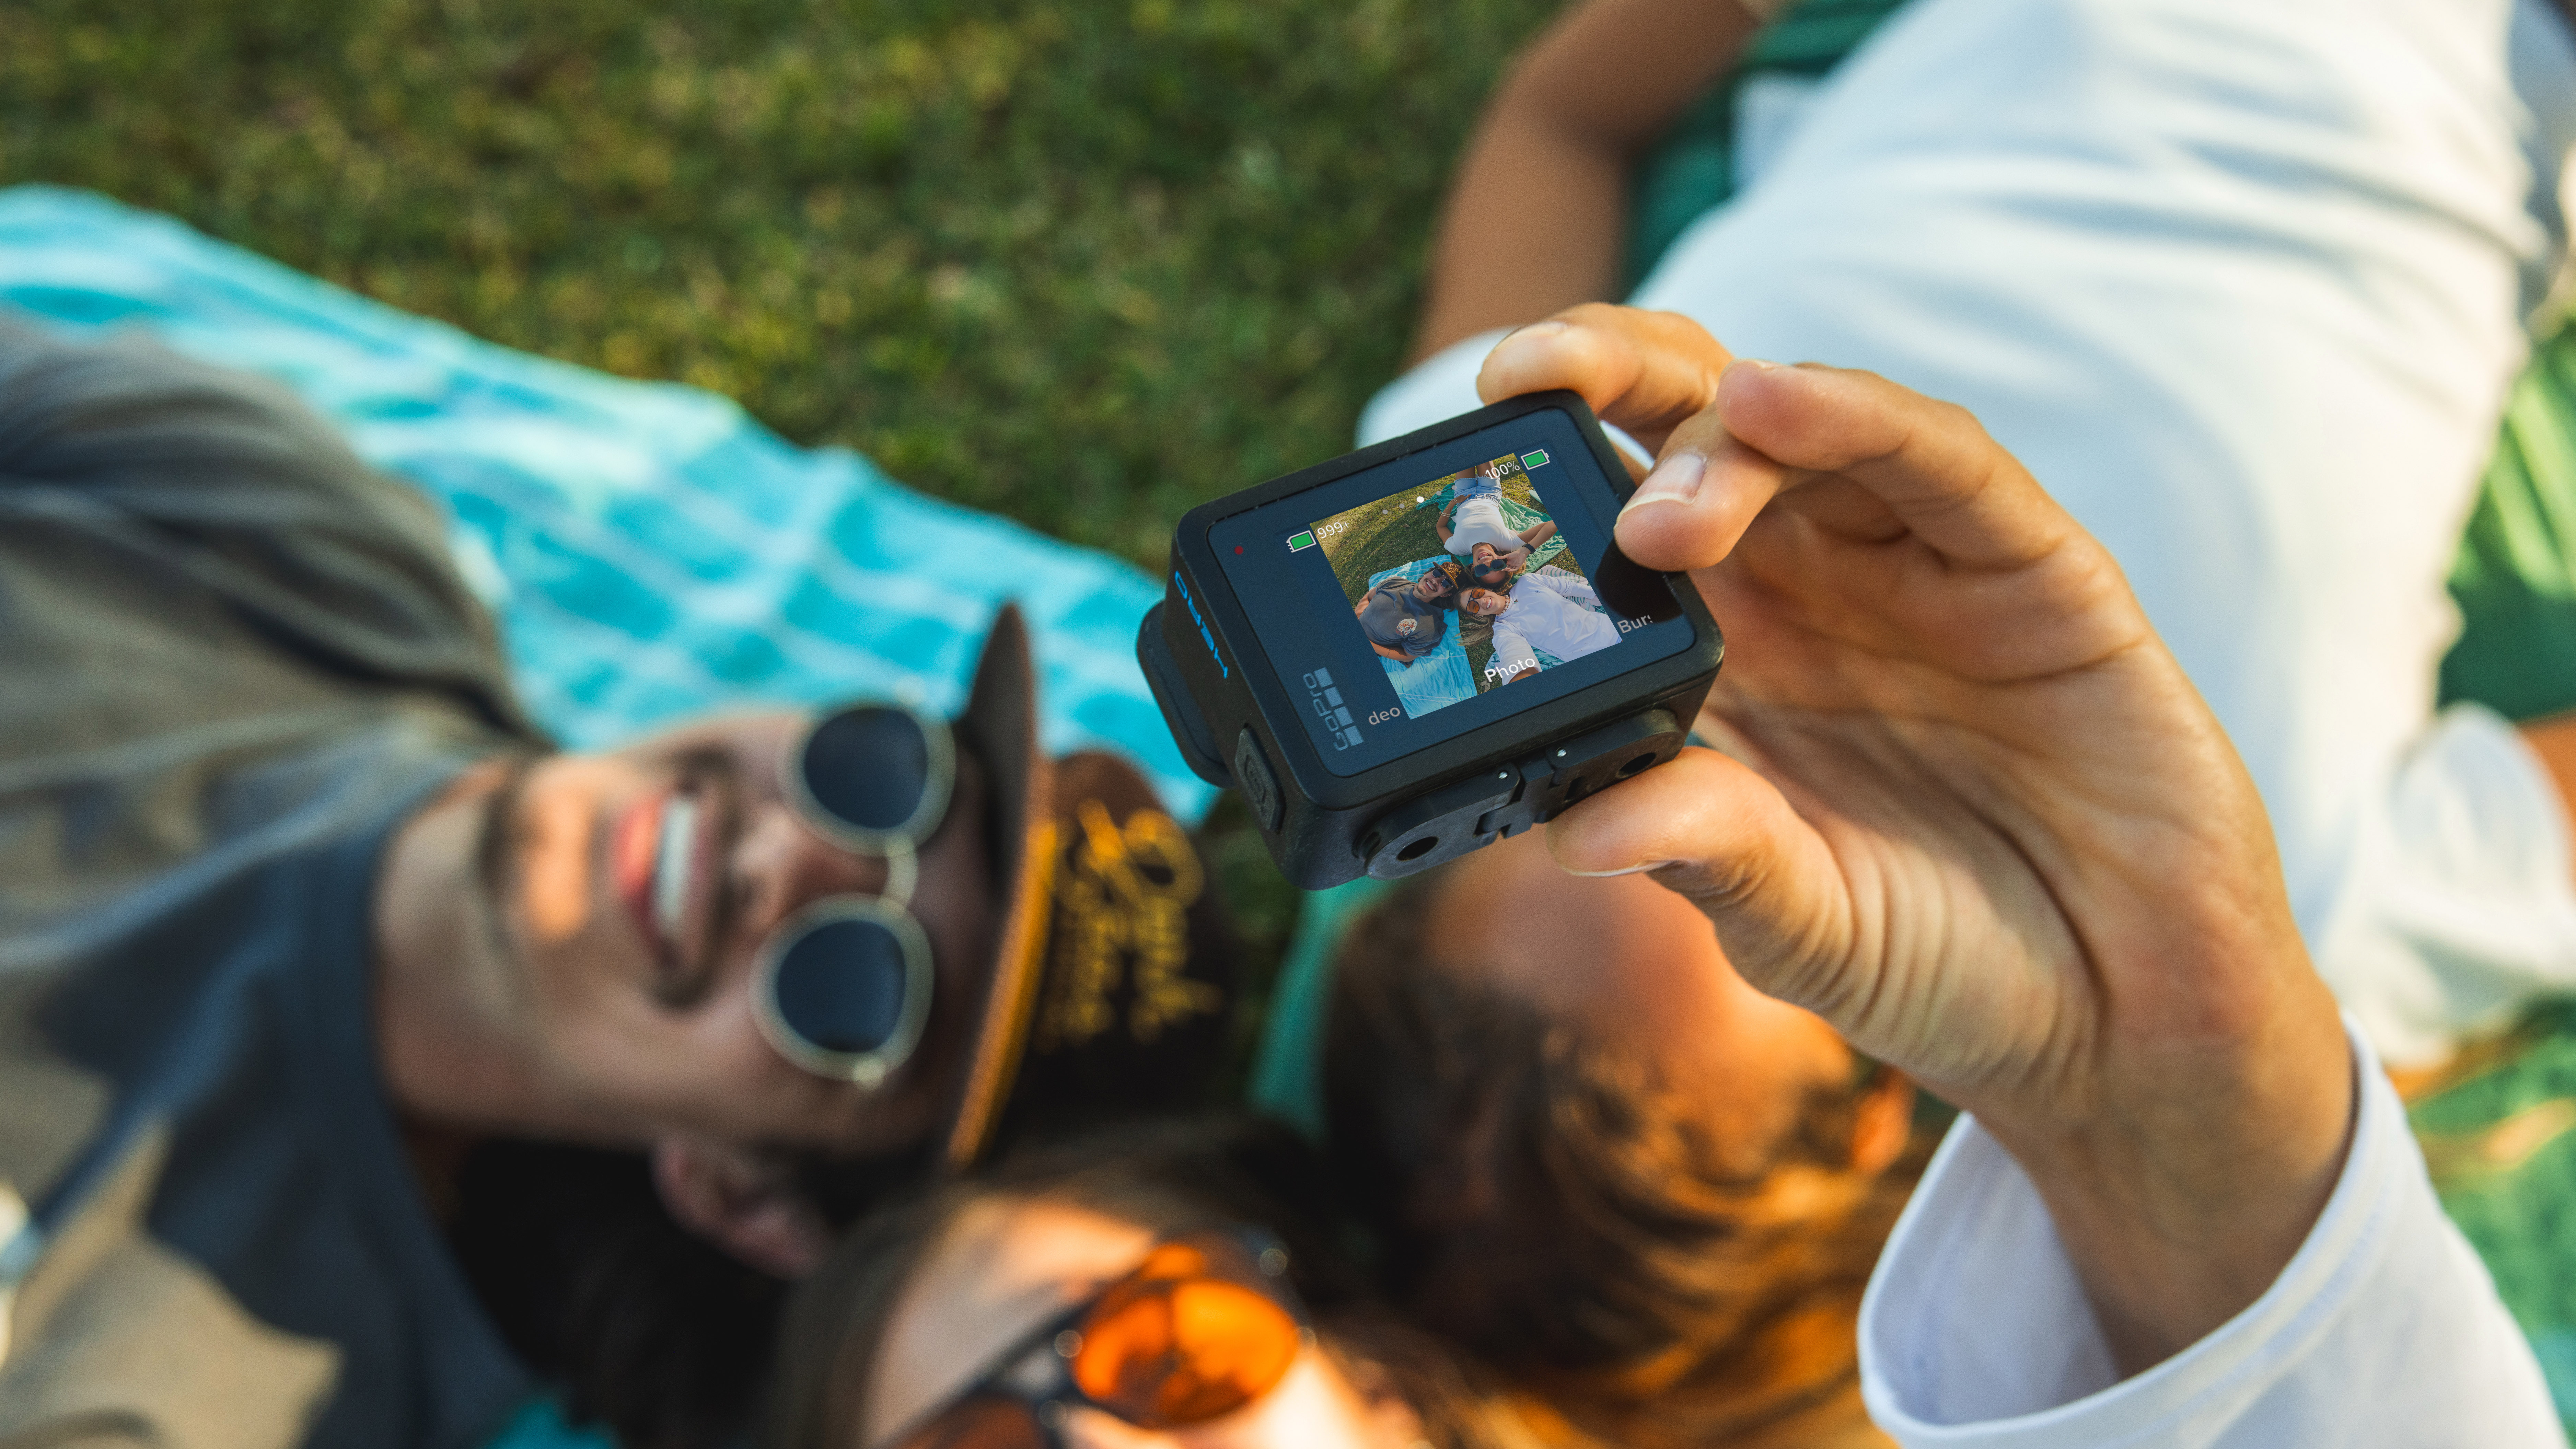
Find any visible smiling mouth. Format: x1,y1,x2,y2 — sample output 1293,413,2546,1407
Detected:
610,768,730,1001
653,795,700,947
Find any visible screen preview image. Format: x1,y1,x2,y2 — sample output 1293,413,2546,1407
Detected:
1291,449,1633,742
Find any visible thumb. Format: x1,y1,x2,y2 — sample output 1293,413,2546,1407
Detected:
1544,747,1854,1012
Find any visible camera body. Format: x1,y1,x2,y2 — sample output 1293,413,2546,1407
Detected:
1139,391,1724,889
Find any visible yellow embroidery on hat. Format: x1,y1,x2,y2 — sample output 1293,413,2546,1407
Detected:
1037,802,1218,1050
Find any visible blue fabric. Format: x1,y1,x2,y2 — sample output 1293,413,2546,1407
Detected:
0,185,1211,818
1245,875,1396,1140
483,1398,618,1449
1365,558,1478,712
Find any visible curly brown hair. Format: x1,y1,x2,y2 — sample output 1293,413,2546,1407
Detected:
1321,877,1924,1449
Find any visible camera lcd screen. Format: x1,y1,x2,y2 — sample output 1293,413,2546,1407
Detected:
1205,407,1698,778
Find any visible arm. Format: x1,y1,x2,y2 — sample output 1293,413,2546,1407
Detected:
1412,0,1773,360
1522,570,1596,608
1436,500,1459,547
1478,311,2538,1423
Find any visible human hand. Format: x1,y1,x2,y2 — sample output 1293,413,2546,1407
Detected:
1475,306,2353,1372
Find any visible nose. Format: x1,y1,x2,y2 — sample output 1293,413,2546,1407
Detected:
1059,1409,1183,1448
729,799,892,942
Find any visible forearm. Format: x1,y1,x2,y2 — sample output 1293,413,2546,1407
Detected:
1412,0,1768,360
1985,973,2355,1373
1415,117,1638,360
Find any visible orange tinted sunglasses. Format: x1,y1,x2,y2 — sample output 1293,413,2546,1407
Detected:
879,1227,1310,1449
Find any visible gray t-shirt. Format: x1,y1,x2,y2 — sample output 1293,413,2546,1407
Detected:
0,325,542,1449
1355,576,1447,658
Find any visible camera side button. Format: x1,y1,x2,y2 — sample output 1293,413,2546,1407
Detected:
1518,709,1687,824
1232,728,1284,833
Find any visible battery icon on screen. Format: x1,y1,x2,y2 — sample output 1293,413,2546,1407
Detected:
1286,531,1316,551
1520,450,1551,469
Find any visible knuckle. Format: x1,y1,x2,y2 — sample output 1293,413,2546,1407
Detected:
1557,300,1631,331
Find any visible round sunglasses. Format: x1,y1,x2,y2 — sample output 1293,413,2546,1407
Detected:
749,700,960,1089
877,1227,1309,1449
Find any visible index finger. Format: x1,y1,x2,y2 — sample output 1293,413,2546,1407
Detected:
1616,359,2084,577
1701,361,2075,572
1475,304,1735,457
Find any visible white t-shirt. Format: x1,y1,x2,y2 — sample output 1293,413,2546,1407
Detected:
1360,0,2576,1070
1444,494,1523,556
1859,1021,2563,1446
1488,570,1619,679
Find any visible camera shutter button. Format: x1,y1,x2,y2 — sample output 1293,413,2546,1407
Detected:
1232,728,1284,832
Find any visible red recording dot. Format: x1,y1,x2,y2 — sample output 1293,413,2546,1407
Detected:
1234,545,1245,554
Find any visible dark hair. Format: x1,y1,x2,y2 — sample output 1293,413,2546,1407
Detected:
1321,878,1921,1449
446,1138,941,1449
764,1119,1549,1449
446,1141,789,1449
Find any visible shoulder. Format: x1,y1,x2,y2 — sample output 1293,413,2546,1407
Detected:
0,326,540,742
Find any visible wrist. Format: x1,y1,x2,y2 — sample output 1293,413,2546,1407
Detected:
1982,998,2355,1373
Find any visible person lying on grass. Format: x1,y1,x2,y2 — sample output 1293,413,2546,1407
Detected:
767,305,2559,1449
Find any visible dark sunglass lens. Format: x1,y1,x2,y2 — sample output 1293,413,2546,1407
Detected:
898,1395,1047,1449
772,916,912,1055
801,706,934,836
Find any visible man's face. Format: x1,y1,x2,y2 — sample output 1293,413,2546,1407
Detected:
1411,569,1455,603
469,710,996,1152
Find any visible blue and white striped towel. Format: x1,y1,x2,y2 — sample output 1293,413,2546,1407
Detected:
0,184,1210,817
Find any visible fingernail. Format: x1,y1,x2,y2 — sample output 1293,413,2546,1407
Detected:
1562,860,1681,878
1500,320,1569,345
1739,358,1783,372
1626,451,1705,510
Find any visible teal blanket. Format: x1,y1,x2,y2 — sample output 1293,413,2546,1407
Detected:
0,185,1211,819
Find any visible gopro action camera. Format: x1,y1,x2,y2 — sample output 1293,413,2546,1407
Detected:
1139,391,1724,889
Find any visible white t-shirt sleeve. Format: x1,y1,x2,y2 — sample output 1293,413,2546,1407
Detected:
1489,616,1538,679
1522,570,1598,609
1859,1019,2565,1448
2316,705,2576,1069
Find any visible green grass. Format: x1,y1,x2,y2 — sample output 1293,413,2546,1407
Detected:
1320,496,1448,600
1319,467,1554,593
0,0,1565,997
